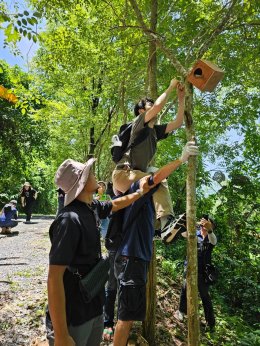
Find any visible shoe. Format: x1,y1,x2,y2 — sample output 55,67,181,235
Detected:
174,310,184,321
103,327,114,341
1,227,11,234
161,213,186,244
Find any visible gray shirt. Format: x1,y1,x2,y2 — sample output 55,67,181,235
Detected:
118,113,168,172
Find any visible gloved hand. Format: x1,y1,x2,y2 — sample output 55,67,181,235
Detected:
179,141,199,163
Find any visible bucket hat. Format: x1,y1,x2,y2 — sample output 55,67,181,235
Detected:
55,158,96,206
23,182,31,187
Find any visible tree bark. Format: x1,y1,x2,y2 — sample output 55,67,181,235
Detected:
142,2,158,345
184,81,200,346
143,242,157,346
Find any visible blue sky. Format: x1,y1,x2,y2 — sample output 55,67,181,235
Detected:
0,30,39,70
0,0,40,70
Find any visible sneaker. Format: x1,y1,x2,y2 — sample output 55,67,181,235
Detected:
161,213,186,244
174,310,184,321
1,227,11,234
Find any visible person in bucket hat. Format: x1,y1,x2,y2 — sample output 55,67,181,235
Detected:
46,157,153,346
20,181,38,222
0,199,18,234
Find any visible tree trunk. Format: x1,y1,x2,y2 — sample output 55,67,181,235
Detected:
184,81,200,346
142,2,158,345
143,242,157,346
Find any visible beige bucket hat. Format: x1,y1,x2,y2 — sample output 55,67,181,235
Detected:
23,182,31,187
55,158,96,206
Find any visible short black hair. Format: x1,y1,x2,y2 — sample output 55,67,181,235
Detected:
134,97,154,116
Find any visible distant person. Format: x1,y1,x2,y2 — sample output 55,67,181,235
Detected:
94,181,111,238
0,200,18,234
175,215,217,332
20,182,38,222
56,188,65,215
106,181,115,199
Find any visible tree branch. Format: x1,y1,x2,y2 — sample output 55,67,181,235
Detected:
196,0,239,60
128,0,187,77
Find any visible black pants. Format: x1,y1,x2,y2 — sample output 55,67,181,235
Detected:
24,201,35,221
179,274,215,327
104,251,118,328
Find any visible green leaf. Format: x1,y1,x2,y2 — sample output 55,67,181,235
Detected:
22,18,27,25
24,11,29,16
33,12,41,18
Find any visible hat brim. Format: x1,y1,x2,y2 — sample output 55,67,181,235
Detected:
64,158,96,206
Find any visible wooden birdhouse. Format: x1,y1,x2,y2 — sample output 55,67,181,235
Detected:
187,59,224,92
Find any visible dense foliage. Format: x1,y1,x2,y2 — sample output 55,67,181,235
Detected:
0,0,259,344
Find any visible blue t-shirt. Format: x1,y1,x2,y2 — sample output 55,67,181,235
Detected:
119,181,158,262
0,204,17,222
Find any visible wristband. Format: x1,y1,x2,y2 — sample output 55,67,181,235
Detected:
148,175,154,186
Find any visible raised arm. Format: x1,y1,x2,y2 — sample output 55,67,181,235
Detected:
152,142,199,185
165,84,185,133
144,79,179,123
21,196,25,207
111,176,151,212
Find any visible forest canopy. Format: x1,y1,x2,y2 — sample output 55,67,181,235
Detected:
0,0,259,345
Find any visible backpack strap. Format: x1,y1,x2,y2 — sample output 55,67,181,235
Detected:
126,125,151,166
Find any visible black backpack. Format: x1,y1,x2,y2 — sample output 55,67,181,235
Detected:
111,122,150,164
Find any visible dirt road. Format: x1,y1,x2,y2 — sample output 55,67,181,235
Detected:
0,216,54,346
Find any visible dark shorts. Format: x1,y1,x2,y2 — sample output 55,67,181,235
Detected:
115,256,149,321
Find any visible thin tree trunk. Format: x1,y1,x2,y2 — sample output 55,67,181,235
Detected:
143,242,157,346
184,82,200,346
142,2,158,345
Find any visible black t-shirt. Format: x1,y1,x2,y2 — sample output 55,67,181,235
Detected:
21,189,37,203
49,199,112,326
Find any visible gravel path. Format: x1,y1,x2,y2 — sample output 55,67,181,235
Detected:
0,216,54,346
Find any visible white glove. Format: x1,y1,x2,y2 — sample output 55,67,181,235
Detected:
179,141,199,163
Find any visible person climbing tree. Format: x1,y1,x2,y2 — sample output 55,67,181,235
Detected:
112,78,185,239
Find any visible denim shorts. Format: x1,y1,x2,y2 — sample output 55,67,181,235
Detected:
115,256,149,321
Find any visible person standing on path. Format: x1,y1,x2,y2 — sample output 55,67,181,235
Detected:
20,182,38,223
113,141,199,346
175,215,217,331
94,181,112,238
56,188,65,216
47,158,153,346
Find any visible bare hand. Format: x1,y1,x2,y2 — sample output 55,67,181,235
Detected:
177,83,185,98
170,78,179,89
139,176,154,194
200,218,213,232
